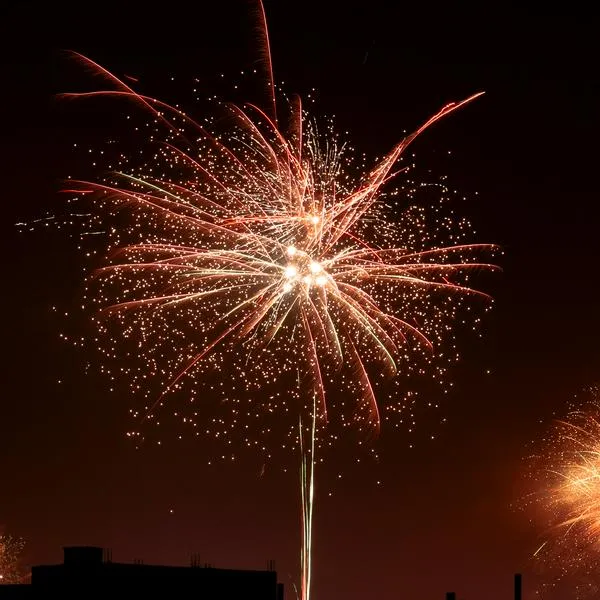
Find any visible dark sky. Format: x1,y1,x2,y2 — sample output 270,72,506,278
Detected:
1,2,599,599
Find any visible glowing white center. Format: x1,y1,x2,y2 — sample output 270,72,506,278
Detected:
283,258,328,291
287,245,297,256
310,215,320,225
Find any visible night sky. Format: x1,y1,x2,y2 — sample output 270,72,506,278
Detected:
1,2,599,599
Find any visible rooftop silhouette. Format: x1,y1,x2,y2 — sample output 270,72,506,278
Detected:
0,546,284,599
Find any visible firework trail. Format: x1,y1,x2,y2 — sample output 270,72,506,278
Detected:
56,5,496,599
297,396,317,600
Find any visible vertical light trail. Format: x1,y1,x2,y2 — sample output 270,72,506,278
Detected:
299,395,317,600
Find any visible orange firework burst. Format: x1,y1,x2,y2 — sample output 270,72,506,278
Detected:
530,385,600,598
550,407,600,539
537,387,600,542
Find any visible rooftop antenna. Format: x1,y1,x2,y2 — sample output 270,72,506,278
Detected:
190,553,201,568
515,573,522,600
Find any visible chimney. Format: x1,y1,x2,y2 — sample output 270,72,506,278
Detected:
446,593,456,600
514,573,522,600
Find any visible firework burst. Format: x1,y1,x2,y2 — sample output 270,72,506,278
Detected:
530,385,600,598
58,54,496,453
0,533,25,584
547,397,600,542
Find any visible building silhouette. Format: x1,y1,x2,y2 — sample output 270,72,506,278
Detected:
1,548,525,600
446,573,523,600
0,546,284,599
